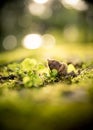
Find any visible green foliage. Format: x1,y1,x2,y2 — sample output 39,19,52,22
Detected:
0,58,93,130
0,58,93,89
21,58,37,72
72,68,93,83
23,71,43,87
50,69,58,77
67,64,77,73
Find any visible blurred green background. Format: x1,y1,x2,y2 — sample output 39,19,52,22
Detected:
0,0,93,62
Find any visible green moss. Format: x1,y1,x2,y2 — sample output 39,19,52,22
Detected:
0,58,93,130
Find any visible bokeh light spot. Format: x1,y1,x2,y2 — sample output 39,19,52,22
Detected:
61,0,88,11
42,34,56,49
3,35,17,50
63,25,79,42
28,3,46,16
22,34,42,49
28,2,52,19
33,0,49,4
62,0,80,6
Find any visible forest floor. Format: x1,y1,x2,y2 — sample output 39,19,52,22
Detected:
0,37,93,130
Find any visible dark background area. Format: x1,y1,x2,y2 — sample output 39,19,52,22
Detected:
0,0,93,52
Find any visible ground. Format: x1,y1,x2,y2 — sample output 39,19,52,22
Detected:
0,32,93,130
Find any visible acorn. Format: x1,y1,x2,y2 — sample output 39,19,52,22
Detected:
48,59,67,76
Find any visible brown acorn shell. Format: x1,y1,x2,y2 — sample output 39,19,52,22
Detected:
48,59,67,75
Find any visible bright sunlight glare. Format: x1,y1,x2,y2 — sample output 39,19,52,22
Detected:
22,34,42,49
33,0,49,4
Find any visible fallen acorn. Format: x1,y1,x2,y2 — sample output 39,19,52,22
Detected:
48,59,67,76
